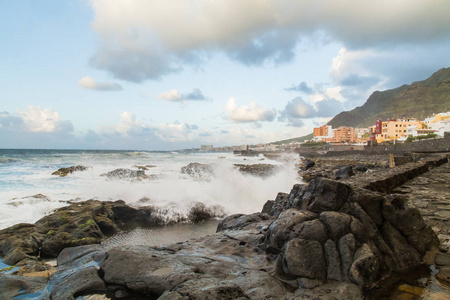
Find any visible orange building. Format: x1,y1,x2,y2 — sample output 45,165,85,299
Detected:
376,118,420,143
313,125,333,141
313,125,328,137
331,126,355,143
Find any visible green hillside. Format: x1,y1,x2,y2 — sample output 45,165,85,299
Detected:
328,68,450,128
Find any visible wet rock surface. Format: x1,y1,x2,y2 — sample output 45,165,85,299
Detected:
0,200,163,266
52,165,89,177
298,154,389,182
234,163,280,177
1,154,448,299
100,168,153,180
181,163,215,180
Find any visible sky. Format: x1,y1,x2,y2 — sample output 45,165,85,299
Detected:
0,0,449,150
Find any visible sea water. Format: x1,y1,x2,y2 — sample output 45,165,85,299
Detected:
0,149,300,230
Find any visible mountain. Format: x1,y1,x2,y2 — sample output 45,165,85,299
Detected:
328,67,450,128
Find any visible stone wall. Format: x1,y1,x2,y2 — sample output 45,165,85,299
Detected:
364,136,450,154
299,136,450,158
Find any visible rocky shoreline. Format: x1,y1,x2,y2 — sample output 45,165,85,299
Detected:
0,154,449,299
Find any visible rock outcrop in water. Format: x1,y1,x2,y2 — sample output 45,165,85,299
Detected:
181,163,215,180
0,200,164,267
234,163,280,177
101,168,153,180
51,165,88,177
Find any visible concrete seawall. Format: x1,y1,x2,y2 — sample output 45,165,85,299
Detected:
297,136,450,158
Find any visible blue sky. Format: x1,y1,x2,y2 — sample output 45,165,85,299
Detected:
1,0,449,150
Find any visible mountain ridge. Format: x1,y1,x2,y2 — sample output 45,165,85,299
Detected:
328,67,450,128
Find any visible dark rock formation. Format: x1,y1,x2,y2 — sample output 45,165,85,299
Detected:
261,177,439,288
334,165,355,180
51,165,88,177
181,163,214,180
0,200,163,266
299,158,315,170
234,163,280,177
188,202,226,223
100,168,151,180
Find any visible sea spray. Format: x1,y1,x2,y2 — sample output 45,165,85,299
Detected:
0,150,301,229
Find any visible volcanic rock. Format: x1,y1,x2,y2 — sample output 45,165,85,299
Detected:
100,168,149,180
52,165,88,177
181,163,214,180
234,163,279,177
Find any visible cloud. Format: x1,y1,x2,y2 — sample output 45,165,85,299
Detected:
285,82,314,94
328,44,450,107
0,106,74,148
100,111,154,138
158,88,210,102
78,76,123,91
280,96,346,127
12,106,73,133
224,97,276,123
154,122,196,142
88,0,450,81
315,99,347,118
98,112,198,144
0,111,23,130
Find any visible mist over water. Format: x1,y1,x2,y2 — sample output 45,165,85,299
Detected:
0,150,301,229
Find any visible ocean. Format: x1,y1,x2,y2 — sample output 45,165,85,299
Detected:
0,149,301,230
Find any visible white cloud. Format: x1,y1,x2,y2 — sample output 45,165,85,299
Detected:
98,112,196,143
154,122,195,142
158,90,183,101
157,88,210,102
16,105,73,133
78,76,123,91
88,0,450,81
0,106,74,148
224,97,276,123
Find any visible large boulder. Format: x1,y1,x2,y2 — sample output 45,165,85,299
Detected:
281,238,327,280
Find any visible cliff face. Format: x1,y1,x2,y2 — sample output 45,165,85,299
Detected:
328,67,450,128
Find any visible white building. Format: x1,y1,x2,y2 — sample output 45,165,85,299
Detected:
425,112,450,137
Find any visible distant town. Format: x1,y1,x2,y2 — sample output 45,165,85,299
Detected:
197,111,450,152
311,111,450,145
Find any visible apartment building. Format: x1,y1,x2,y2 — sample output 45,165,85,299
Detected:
313,125,334,141
375,118,420,143
331,126,355,143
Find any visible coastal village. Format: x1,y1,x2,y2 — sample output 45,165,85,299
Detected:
311,111,450,145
